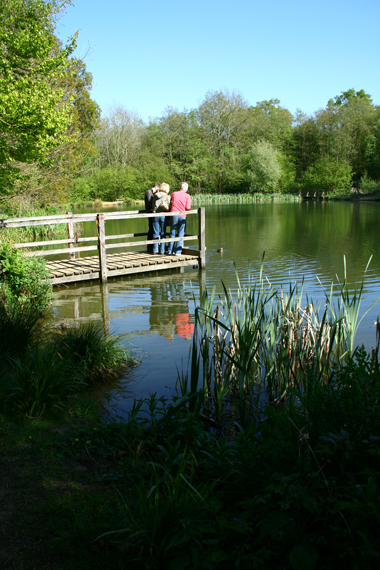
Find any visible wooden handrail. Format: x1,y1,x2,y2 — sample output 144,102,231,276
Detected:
2,207,206,282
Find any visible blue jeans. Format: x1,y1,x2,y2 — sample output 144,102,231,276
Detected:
167,216,187,254
152,216,167,253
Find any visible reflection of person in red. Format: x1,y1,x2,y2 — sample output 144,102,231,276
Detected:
174,313,194,340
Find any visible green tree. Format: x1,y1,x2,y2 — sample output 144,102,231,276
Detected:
302,156,352,190
197,89,249,192
244,140,282,193
0,0,76,196
247,99,293,152
0,0,99,205
95,106,145,167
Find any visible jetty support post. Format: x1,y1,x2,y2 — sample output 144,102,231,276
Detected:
66,212,75,260
198,207,206,270
97,214,108,283
100,283,110,335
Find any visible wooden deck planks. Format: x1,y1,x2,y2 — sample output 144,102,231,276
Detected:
46,250,199,285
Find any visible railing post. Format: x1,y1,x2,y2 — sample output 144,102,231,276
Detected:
198,207,206,269
66,212,75,260
97,214,107,283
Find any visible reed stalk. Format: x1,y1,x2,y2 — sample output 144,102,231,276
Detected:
178,258,379,432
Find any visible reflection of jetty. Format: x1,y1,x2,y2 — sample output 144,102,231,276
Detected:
1,209,206,286
52,271,204,336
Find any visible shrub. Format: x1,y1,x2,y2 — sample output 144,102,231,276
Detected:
50,321,129,387
359,171,380,193
0,244,52,313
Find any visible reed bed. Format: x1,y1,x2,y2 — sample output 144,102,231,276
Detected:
178,258,379,432
190,192,301,205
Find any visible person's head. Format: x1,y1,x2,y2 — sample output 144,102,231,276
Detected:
160,182,170,194
153,183,161,192
180,182,189,193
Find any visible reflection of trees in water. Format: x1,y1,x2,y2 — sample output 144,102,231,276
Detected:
149,282,194,340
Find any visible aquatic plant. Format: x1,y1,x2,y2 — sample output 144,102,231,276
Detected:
177,258,379,432
190,192,301,205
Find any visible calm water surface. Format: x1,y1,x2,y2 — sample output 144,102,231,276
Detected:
52,201,380,416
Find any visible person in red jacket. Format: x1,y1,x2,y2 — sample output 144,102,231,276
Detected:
167,182,191,256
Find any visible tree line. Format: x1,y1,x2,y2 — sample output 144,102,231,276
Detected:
1,0,380,210
78,89,380,202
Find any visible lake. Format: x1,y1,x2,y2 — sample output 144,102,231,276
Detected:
52,200,380,417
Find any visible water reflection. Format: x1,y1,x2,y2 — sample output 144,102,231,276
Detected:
52,269,200,414
149,281,194,340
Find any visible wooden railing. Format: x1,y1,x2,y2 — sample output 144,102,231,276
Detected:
0,208,206,282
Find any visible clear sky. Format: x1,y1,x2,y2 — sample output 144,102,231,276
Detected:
57,0,380,121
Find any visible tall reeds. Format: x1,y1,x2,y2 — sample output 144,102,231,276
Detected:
190,193,301,205
178,259,379,432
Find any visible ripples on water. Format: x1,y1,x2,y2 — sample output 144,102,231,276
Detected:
53,201,380,416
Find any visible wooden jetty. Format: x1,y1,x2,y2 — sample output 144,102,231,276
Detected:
1,208,206,286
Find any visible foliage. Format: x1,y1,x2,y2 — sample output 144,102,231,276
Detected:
0,320,132,415
176,260,378,432
3,344,76,416
0,0,75,194
1,341,380,568
0,301,42,361
244,139,282,193
72,164,141,201
359,171,380,193
50,321,129,387
0,0,99,203
302,155,352,190
96,344,380,569
0,243,53,312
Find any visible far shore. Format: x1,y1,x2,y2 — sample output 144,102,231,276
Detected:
66,191,380,211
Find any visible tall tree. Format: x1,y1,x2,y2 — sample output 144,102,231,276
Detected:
197,90,249,192
0,0,99,203
95,106,145,167
247,99,293,153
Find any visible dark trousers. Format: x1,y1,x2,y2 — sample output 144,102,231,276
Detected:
147,217,154,253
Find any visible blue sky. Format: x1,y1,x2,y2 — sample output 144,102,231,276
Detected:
57,0,380,121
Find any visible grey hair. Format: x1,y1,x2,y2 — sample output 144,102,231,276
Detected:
180,182,189,192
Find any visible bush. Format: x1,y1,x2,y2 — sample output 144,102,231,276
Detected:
359,171,380,193
50,321,129,387
0,244,52,313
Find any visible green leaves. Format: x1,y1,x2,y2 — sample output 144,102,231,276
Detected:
0,0,97,200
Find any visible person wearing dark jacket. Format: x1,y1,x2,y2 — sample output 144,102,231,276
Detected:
152,183,171,254
145,183,161,253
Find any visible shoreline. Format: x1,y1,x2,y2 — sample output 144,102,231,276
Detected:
71,192,380,209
